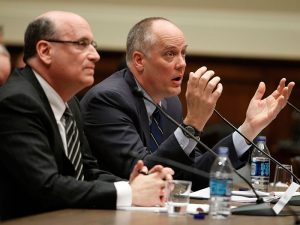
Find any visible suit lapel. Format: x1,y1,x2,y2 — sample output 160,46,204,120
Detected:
124,70,151,146
19,66,68,171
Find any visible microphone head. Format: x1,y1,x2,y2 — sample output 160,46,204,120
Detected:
132,87,144,98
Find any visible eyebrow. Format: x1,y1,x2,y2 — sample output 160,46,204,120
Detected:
164,44,188,49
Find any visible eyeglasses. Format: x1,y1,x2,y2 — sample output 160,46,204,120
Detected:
45,39,97,50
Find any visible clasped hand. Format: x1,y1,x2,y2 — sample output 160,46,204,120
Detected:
129,160,174,207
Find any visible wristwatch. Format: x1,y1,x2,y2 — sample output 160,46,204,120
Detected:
181,123,201,141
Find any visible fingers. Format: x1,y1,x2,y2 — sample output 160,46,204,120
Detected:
276,78,286,95
149,165,164,174
149,166,174,181
131,172,170,207
129,160,146,183
139,166,149,175
285,81,295,101
212,82,223,100
252,82,266,101
133,160,144,172
270,79,295,109
188,66,221,97
188,66,208,89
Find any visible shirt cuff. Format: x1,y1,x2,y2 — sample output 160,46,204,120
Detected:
232,129,251,157
174,127,197,156
115,181,132,208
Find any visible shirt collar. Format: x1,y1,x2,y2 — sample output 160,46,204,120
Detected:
134,79,161,121
33,70,66,121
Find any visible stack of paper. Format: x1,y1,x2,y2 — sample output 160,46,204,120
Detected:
189,187,294,203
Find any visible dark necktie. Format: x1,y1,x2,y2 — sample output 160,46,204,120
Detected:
64,107,84,180
149,108,163,152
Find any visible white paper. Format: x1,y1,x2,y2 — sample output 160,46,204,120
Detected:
190,187,285,203
190,187,269,199
118,203,209,214
118,206,167,213
232,190,269,197
189,187,210,199
273,182,300,215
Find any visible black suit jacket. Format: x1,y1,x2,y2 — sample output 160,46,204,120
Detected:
0,66,123,220
80,68,249,191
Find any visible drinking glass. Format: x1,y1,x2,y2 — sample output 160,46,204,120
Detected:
167,180,192,216
273,164,293,191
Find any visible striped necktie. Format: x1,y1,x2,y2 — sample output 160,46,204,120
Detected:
149,108,163,152
64,107,84,180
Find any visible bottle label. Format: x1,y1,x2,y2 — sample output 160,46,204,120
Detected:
210,178,232,197
251,159,270,176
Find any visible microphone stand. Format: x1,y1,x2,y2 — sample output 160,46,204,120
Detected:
213,108,300,220
213,109,300,185
288,101,300,114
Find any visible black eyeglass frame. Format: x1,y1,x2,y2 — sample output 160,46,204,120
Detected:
45,39,97,49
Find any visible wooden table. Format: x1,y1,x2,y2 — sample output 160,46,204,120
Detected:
1,206,298,225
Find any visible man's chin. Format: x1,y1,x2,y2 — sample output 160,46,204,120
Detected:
166,88,181,98
82,77,94,88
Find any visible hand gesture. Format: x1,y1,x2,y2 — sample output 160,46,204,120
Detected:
240,78,295,141
184,66,223,131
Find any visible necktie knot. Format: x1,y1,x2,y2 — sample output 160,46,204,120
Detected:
63,107,73,118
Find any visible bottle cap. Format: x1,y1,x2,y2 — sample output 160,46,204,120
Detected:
193,213,205,220
257,136,266,142
218,147,229,156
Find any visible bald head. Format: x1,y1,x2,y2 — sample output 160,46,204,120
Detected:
23,11,90,63
126,17,181,63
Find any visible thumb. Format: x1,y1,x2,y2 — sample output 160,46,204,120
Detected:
129,160,144,183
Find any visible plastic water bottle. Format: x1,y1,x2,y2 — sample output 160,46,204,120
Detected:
209,147,233,219
251,136,270,192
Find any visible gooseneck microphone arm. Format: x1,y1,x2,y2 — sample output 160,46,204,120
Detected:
132,87,263,203
213,108,300,185
288,101,300,114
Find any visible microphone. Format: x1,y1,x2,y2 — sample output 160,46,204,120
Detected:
132,87,263,204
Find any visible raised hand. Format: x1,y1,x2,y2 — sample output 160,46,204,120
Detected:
184,66,223,132
240,78,295,141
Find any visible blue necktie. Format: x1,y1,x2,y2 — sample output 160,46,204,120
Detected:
149,108,163,152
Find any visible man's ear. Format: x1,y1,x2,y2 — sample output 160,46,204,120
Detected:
132,51,144,72
36,40,52,65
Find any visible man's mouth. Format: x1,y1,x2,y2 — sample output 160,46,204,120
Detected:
172,76,181,82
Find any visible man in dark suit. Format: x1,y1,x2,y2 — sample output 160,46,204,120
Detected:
0,12,173,220
80,17,294,190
